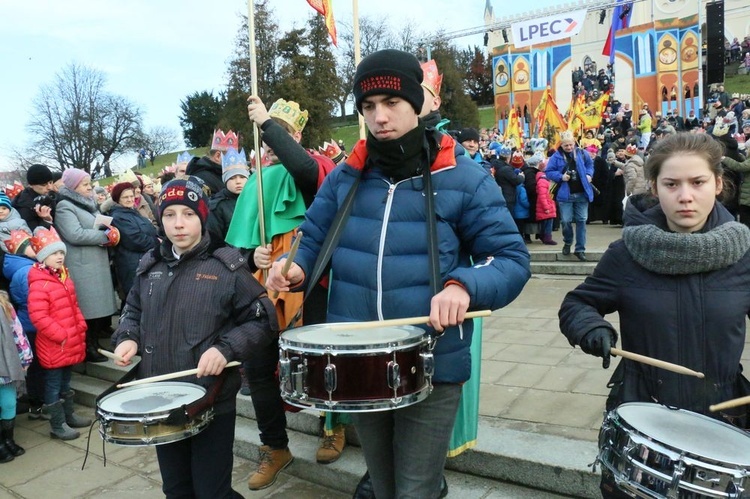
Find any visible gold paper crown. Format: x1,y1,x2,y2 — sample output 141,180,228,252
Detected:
420,60,443,97
211,129,239,152
269,99,309,134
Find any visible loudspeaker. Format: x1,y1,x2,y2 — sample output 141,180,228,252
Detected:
705,1,724,85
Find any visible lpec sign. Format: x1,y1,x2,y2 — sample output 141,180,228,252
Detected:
510,9,587,48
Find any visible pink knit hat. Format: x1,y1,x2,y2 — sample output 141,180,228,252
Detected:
62,168,89,190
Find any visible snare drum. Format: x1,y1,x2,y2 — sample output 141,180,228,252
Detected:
279,324,434,412
97,382,212,446
598,402,750,498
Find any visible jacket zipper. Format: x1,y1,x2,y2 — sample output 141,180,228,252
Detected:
376,181,398,321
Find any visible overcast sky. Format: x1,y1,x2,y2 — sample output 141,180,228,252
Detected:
0,0,558,172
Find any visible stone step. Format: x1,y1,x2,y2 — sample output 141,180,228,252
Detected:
530,261,597,275
529,251,604,262
71,365,599,498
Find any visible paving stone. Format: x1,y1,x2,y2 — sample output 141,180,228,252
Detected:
491,328,555,345
534,366,588,392
490,344,572,366
480,360,516,383
504,389,607,428
494,363,552,388
478,386,524,417
572,368,612,396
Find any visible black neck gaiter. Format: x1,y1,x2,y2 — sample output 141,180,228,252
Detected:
365,121,428,182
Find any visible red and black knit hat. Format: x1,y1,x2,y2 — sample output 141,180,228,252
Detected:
353,49,424,114
158,177,209,230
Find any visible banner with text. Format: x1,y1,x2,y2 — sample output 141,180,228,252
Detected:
510,9,587,48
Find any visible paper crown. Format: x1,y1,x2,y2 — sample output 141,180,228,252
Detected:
420,60,443,97
117,168,138,186
3,181,23,199
221,147,248,169
269,99,308,134
176,151,194,165
6,230,31,255
713,122,730,137
211,130,239,152
625,144,638,156
319,139,346,164
30,227,65,261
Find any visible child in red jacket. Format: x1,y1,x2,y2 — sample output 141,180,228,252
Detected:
27,227,90,440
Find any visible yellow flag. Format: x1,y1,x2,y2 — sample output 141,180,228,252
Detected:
507,108,523,150
537,87,568,148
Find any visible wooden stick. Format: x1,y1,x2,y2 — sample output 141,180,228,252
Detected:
710,396,750,413
610,348,705,379
97,349,125,363
116,361,241,388
328,310,492,331
271,232,302,300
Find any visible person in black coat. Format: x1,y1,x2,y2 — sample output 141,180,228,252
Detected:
108,183,159,301
206,149,249,253
586,146,609,223
186,150,223,197
559,133,750,498
12,164,55,232
605,147,626,225
490,143,523,214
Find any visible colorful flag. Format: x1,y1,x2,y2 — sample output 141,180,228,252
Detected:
576,92,610,130
506,107,523,150
567,93,587,132
306,0,337,46
535,87,568,146
602,0,633,64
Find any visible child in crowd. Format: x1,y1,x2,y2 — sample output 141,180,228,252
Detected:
0,290,32,462
27,227,91,440
530,153,557,245
113,177,278,498
0,192,35,258
2,231,44,421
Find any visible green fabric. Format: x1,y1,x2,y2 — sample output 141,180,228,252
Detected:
448,317,482,456
324,411,353,432
224,164,307,249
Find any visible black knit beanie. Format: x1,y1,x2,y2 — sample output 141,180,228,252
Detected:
26,164,53,186
353,49,424,114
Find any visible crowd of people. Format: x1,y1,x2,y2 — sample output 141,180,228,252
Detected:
1,45,750,498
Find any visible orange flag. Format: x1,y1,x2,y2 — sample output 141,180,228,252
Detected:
306,0,337,46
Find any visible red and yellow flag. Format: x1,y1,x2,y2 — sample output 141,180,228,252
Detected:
506,107,523,150
306,0,337,46
535,87,568,147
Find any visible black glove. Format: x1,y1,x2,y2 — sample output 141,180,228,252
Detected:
579,327,615,369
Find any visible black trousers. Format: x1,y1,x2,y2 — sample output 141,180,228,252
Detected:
155,411,243,499
243,339,288,450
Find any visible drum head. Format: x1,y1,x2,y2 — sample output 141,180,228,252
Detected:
99,382,205,415
617,402,750,465
281,324,426,351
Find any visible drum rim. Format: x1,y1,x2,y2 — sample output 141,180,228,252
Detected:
609,402,750,466
98,381,206,416
280,323,427,351
282,384,431,412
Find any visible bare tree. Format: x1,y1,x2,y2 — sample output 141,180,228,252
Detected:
139,126,181,157
26,63,143,172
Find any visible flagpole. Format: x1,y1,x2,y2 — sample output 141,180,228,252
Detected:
353,0,365,139
247,0,267,277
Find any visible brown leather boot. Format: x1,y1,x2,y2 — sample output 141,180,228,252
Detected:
247,445,293,490
315,424,346,464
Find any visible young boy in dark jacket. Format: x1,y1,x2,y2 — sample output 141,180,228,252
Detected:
112,177,278,499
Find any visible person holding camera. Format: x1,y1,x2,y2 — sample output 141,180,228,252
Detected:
12,164,55,233
545,131,595,261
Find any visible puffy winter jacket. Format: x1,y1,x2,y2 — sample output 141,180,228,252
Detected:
3,254,35,333
27,265,86,369
294,133,531,383
545,147,595,202
535,172,557,221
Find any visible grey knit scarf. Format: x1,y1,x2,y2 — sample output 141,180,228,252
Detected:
623,221,750,275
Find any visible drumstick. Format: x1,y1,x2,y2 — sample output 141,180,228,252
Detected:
270,231,302,300
116,361,241,388
97,349,125,363
610,348,705,379
328,310,492,331
710,396,750,413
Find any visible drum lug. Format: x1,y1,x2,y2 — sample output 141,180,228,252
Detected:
420,352,434,378
387,360,401,390
279,357,290,382
324,362,338,394
667,458,685,499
